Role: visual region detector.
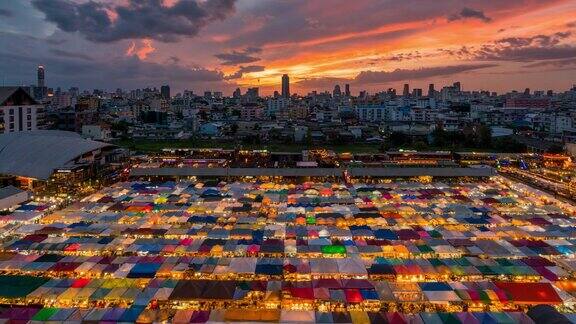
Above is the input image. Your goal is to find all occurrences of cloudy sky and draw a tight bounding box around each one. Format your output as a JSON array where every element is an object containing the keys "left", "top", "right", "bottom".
[{"left": 1, "top": 0, "right": 575, "bottom": 95}]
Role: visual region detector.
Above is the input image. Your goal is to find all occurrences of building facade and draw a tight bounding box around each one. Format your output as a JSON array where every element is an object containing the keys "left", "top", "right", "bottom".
[{"left": 0, "top": 87, "right": 45, "bottom": 134}]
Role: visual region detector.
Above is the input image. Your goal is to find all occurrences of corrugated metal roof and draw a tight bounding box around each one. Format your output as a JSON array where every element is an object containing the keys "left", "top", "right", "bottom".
[
  {"left": 0, "top": 185, "right": 25, "bottom": 200},
  {"left": 0, "top": 131, "right": 114, "bottom": 180},
  {"left": 129, "top": 166, "right": 496, "bottom": 178}
]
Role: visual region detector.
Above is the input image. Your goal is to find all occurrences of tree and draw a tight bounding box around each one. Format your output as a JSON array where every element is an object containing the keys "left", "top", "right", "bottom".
[
  {"left": 546, "top": 144, "right": 565, "bottom": 154},
  {"left": 477, "top": 125, "right": 492, "bottom": 148},
  {"left": 388, "top": 132, "right": 408, "bottom": 147},
  {"left": 492, "top": 137, "right": 527, "bottom": 153},
  {"left": 413, "top": 141, "right": 429, "bottom": 151},
  {"left": 430, "top": 127, "right": 446, "bottom": 147}
]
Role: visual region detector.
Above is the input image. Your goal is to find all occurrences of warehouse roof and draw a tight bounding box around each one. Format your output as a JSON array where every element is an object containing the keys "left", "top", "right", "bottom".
[
  {"left": 0, "top": 186, "right": 25, "bottom": 200},
  {"left": 0, "top": 131, "right": 114, "bottom": 180},
  {"left": 129, "top": 166, "right": 495, "bottom": 178}
]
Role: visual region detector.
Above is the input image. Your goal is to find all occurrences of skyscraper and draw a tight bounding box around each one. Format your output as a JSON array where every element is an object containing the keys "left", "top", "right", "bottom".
[
  {"left": 453, "top": 82, "right": 461, "bottom": 92},
  {"left": 160, "top": 85, "right": 170, "bottom": 99},
  {"left": 281, "top": 74, "right": 290, "bottom": 99},
  {"left": 428, "top": 84, "right": 435, "bottom": 97},
  {"left": 37, "top": 65, "right": 45, "bottom": 88},
  {"left": 345, "top": 84, "right": 350, "bottom": 97},
  {"left": 403, "top": 84, "right": 410, "bottom": 97},
  {"left": 333, "top": 85, "right": 341, "bottom": 97}
]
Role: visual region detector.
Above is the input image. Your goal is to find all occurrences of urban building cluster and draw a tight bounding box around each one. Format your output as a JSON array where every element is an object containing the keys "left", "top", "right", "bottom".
[
  {"left": 2, "top": 66, "right": 575, "bottom": 157},
  {"left": 1, "top": 65, "right": 576, "bottom": 322}
]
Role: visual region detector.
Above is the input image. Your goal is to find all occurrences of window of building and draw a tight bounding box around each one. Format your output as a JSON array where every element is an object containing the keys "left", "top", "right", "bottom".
[
  {"left": 27, "top": 108, "right": 31, "bottom": 114},
  {"left": 9, "top": 109, "right": 14, "bottom": 115},
  {"left": 27, "top": 115, "right": 31, "bottom": 120}
]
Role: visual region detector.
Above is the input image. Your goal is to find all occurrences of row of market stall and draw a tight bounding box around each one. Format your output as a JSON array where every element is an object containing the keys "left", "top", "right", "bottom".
[
  {"left": 0, "top": 178, "right": 575, "bottom": 319},
  {"left": 0, "top": 274, "right": 567, "bottom": 309},
  {"left": 0, "top": 254, "right": 571, "bottom": 283},
  {"left": 0, "top": 307, "right": 550, "bottom": 323}
]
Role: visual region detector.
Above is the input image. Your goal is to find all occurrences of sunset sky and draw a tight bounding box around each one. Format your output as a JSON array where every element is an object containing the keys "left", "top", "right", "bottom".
[{"left": 1, "top": 0, "right": 575, "bottom": 95}]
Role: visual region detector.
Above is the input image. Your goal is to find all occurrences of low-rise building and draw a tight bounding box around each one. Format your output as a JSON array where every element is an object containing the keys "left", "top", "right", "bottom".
[{"left": 82, "top": 124, "right": 112, "bottom": 141}]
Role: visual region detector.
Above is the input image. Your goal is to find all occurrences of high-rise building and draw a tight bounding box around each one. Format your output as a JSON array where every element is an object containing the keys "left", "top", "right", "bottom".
[
  {"left": 345, "top": 84, "right": 350, "bottom": 97},
  {"left": 333, "top": 85, "right": 341, "bottom": 97},
  {"left": 413, "top": 89, "right": 422, "bottom": 98},
  {"left": 403, "top": 84, "right": 410, "bottom": 97},
  {"left": 37, "top": 65, "right": 45, "bottom": 88},
  {"left": 246, "top": 87, "right": 259, "bottom": 102},
  {"left": 160, "top": 85, "right": 170, "bottom": 99},
  {"left": 233, "top": 88, "right": 241, "bottom": 98},
  {"left": 281, "top": 74, "right": 290, "bottom": 99},
  {"left": 428, "top": 84, "right": 435, "bottom": 97},
  {"left": 33, "top": 65, "right": 47, "bottom": 101},
  {"left": 453, "top": 82, "right": 461, "bottom": 92}
]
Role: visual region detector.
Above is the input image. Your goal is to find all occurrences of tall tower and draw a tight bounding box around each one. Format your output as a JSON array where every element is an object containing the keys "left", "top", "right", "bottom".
[
  {"left": 160, "top": 85, "right": 170, "bottom": 99},
  {"left": 345, "top": 84, "right": 350, "bottom": 97},
  {"left": 333, "top": 85, "right": 341, "bottom": 97},
  {"left": 281, "top": 74, "right": 290, "bottom": 99},
  {"left": 403, "top": 83, "right": 410, "bottom": 97},
  {"left": 453, "top": 81, "right": 461, "bottom": 92},
  {"left": 37, "top": 65, "right": 45, "bottom": 88},
  {"left": 428, "top": 84, "right": 435, "bottom": 97}
]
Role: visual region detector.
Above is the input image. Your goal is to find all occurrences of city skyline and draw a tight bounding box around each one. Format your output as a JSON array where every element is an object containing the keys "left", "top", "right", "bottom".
[{"left": 0, "top": 0, "right": 575, "bottom": 94}]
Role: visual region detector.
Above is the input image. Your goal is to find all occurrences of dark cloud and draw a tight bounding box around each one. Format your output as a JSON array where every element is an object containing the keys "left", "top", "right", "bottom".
[
  {"left": 567, "top": 21, "right": 576, "bottom": 28},
  {"left": 448, "top": 7, "right": 492, "bottom": 23},
  {"left": 473, "top": 31, "right": 576, "bottom": 62},
  {"left": 49, "top": 48, "right": 93, "bottom": 61},
  {"left": 523, "top": 58, "right": 576, "bottom": 68},
  {"left": 0, "top": 49, "right": 227, "bottom": 92},
  {"left": 215, "top": 47, "right": 262, "bottom": 65},
  {"left": 497, "top": 32, "right": 572, "bottom": 47},
  {"left": 383, "top": 51, "right": 435, "bottom": 62},
  {"left": 438, "top": 46, "right": 473, "bottom": 59},
  {"left": 476, "top": 46, "right": 576, "bottom": 62},
  {"left": 225, "top": 65, "right": 265, "bottom": 80},
  {"left": 297, "top": 64, "right": 496, "bottom": 89},
  {"left": 223, "top": 0, "right": 544, "bottom": 48},
  {"left": 0, "top": 8, "right": 13, "bottom": 17},
  {"left": 31, "top": 0, "right": 237, "bottom": 42},
  {"left": 45, "top": 38, "right": 67, "bottom": 45},
  {"left": 354, "top": 64, "right": 496, "bottom": 84}
]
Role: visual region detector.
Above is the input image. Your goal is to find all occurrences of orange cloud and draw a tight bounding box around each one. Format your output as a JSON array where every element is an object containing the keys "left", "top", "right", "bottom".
[
  {"left": 237, "top": 0, "right": 576, "bottom": 93},
  {"left": 125, "top": 39, "right": 156, "bottom": 60}
]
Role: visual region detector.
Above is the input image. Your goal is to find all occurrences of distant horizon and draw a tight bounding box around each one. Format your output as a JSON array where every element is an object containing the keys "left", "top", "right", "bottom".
[{"left": 5, "top": 73, "right": 576, "bottom": 98}]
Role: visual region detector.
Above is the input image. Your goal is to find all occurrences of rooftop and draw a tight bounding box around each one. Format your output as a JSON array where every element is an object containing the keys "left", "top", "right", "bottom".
[{"left": 0, "top": 131, "right": 114, "bottom": 180}]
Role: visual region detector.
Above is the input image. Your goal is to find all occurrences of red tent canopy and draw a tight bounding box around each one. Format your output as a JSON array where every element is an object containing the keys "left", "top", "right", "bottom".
[{"left": 495, "top": 282, "right": 562, "bottom": 304}]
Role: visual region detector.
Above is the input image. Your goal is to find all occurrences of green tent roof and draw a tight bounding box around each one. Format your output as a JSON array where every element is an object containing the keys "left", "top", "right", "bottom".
[
  {"left": 0, "top": 275, "right": 49, "bottom": 298},
  {"left": 32, "top": 308, "right": 59, "bottom": 321},
  {"left": 321, "top": 245, "right": 346, "bottom": 254}
]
